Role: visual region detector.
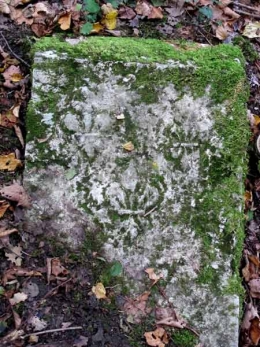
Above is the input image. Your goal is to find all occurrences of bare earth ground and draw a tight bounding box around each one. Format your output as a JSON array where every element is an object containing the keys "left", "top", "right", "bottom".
[{"left": 1, "top": 1, "right": 260, "bottom": 347}]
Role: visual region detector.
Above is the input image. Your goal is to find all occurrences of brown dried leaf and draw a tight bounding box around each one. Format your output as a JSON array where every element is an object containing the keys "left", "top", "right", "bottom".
[
  {"left": 0, "top": 183, "right": 31, "bottom": 207},
  {"left": 145, "top": 268, "right": 163, "bottom": 285},
  {"left": 241, "top": 302, "right": 259, "bottom": 330},
  {"left": 12, "top": 310, "right": 21, "bottom": 329},
  {"left": 2, "top": 65, "right": 23, "bottom": 88},
  {"left": 144, "top": 327, "right": 169, "bottom": 347},
  {"left": 155, "top": 306, "right": 187, "bottom": 330},
  {"left": 0, "top": 110, "right": 19, "bottom": 128},
  {"left": 2, "top": 267, "right": 42, "bottom": 286},
  {"left": 148, "top": 6, "right": 163, "bottom": 19},
  {"left": 215, "top": 26, "right": 228, "bottom": 40},
  {"left": 118, "top": 5, "right": 136, "bottom": 19},
  {"left": 123, "top": 291, "right": 151, "bottom": 323},
  {"left": 250, "top": 317, "right": 260, "bottom": 345},
  {"left": 14, "top": 124, "right": 25, "bottom": 147},
  {"left": 51, "top": 258, "right": 69, "bottom": 277},
  {"left": 0, "top": 153, "right": 22, "bottom": 171},
  {"left": 135, "top": 0, "right": 151, "bottom": 16},
  {"left": 0, "top": 0, "right": 10, "bottom": 14},
  {"left": 242, "top": 256, "right": 251, "bottom": 282},
  {"left": 223, "top": 6, "right": 240, "bottom": 19},
  {"left": 218, "top": 0, "right": 232, "bottom": 8},
  {"left": 249, "top": 279, "right": 260, "bottom": 298},
  {"left": 5, "top": 245, "right": 22, "bottom": 266},
  {"left": 58, "top": 12, "right": 71, "bottom": 30},
  {"left": 0, "top": 200, "right": 10, "bottom": 218}
]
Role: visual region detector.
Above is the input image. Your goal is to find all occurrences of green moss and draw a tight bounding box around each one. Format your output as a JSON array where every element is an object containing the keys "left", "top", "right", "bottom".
[
  {"left": 172, "top": 330, "right": 199, "bottom": 347},
  {"left": 233, "top": 36, "right": 258, "bottom": 62},
  {"left": 29, "top": 36, "right": 249, "bottom": 300}
]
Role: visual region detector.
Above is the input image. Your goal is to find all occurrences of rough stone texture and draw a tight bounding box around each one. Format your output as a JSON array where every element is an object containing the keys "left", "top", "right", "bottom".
[{"left": 25, "top": 37, "right": 249, "bottom": 347}]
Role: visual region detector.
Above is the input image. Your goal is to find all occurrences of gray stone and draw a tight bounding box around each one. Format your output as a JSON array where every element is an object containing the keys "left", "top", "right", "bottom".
[{"left": 25, "top": 37, "right": 249, "bottom": 347}]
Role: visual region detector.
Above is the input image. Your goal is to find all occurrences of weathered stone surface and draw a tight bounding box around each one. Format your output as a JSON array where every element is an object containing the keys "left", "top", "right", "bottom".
[{"left": 25, "top": 37, "right": 249, "bottom": 347}]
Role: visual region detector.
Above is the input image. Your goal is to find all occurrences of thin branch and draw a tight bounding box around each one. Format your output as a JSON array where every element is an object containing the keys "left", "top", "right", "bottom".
[
  {"left": 235, "top": 9, "right": 260, "bottom": 19},
  {"left": 22, "top": 326, "right": 83, "bottom": 338},
  {"left": 143, "top": 206, "right": 157, "bottom": 217},
  {"left": 0, "top": 32, "right": 30, "bottom": 68},
  {"left": 231, "top": 1, "right": 260, "bottom": 13}
]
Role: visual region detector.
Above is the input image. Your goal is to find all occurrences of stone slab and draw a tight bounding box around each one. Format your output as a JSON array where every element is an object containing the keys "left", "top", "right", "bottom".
[{"left": 25, "top": 37, "right": 249, "bottom": 347}]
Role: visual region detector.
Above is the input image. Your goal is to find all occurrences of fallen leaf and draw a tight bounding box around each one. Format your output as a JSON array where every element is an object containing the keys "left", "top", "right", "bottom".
[
  {"left": 92, "top": 282, "right": 106, "bottom": 299},
  {"left": 0, "top": 153, "right": 22, "bottom": 171},
  {"left": 118, "top": 6, "right": 136, "bottom": 19},
  {"left": 215, "top": 26, "right": 228, "bottom": 40},
  {"left": 0, "top": 200, "right": 10, "bottom": 218},
  {"left": 9, "top": 292, "right": 28, "bottom": 306},
  {"left": 3, "top": 65, "right": 23, "bottom": 87},
  {"left": 145, "top": 268, "right": 163, "bottom": 285},
  {"left": 14, "top": 124, "right": 25, "bottom": 147},
  {"left": 148, "top": 6, "right": 163, "bottom": 19},
  {"left": 144, "top": 327, "right": 169, "bottom": 347},
  {"left": 28, "top": 316, "right": 48, "bottom": 331},
  {"left": 101, "top": 3, "right": 118, "bottom": 30},
  {"left": 5, "top": 245, "right": 22, "bottom": 266},
  {"left": 123, "top": 291, "right": 151, "bottom": 323},
  {"left": 249, "top": 279, "right": 260, "bottom": 298},
  {"left": 12, "top": 309, "right": 21, "bottom": 329},
  {"left": 0, "top": 0, "right": 10, "bottom": 14},
  {"left": 250, "top": 317, "right": 260, "bottom": 345},
  {"left": 222, "top": 6, "right": 240, "bottom": 19},
  {"left": 242, "top": 302, "right": 259, "bottom": 330},
  {"left": 242, "top": 256, "right": 251, "bottom": 282},
  {"left": 165, "top": 2, "right": 185, "bottom": 18},
  {"left": 0, "top": 183, "right": 31, "bottom": 207},
  {"left": 2, "top": 267, "right": 42, "bottom": 286},
  {"left": 243, "top": 22, "right": 260, "bottom": 39},
  {"left": 73, "top": 335, "right": 89, "bottom": 347},
  {"left": 135, "top": 0, "right": 151, "bottom": 16},
  {"left": 28, "top": 335, "right": 39, "bottom": 344},
  {"left": 123, "top": 141, "right": 134, "bottom": 152},
  {"left": 51, "top": 258, "right": 69, "bottom": 277},
  {"left": 155, "top": 307, "right": 186, "bottom": 329},
  {"left": 91, "top": 22, "right": 104, "bottom": 33},
  {"left": 0, "top": 110, "right": 19, "bottom": 128},
  {"left": 58, "top": 12, "right": 71, "bottom": 30}
]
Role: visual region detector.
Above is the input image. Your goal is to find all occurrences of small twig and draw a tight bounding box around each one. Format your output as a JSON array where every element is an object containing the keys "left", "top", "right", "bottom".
[
  {"left": 231, "top": 1, "right": 260, "bottom": 13},
  {"left": 0, "top": 32, "right": 30, "bottom": 67},
  {"left": 143, "top": 206, "right": 157, "bottom": 217},
  {"left": 235, "top": 9, "right": 260, "bottom": 19},
  {"left": 21, "top": 326, "right": 83, "bottom": 339},
  {"left": 41, "top": 278, "right": 72, "bottom": 301},
  {"left": 185, "top": 325, "right": 200, "bottom": 337}
]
